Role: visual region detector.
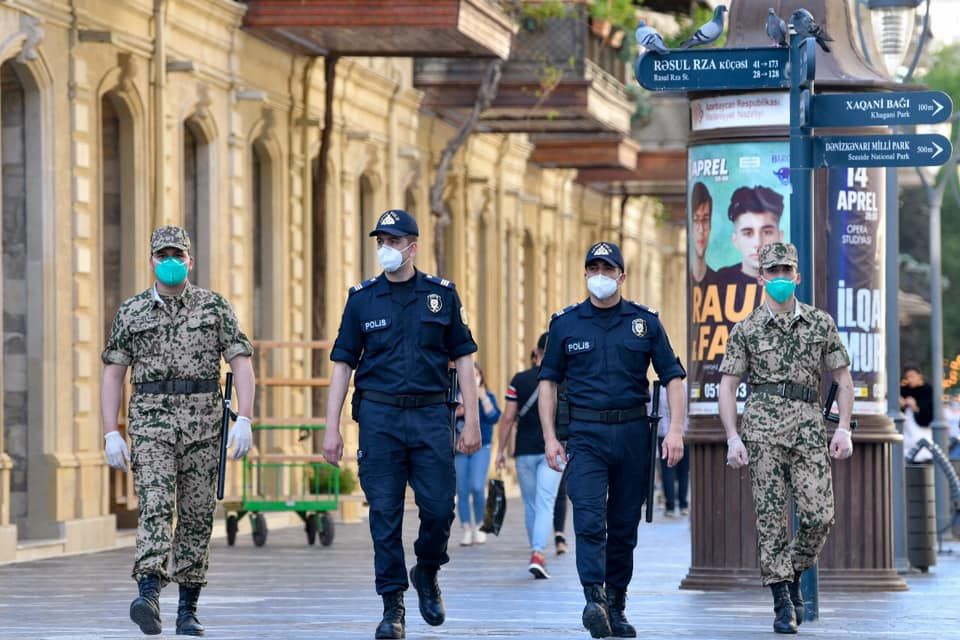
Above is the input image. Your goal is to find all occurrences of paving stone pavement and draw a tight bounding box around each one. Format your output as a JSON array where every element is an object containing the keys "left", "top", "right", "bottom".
[{"left": 0, "top": 498, "right": 958, "bottom": 639}]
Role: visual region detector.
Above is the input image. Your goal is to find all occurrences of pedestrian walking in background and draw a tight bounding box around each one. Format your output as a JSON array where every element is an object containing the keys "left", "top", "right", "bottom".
[
  {"left": 553, "top": 465, "right": 570, "bottom": 555},
  {"left": 539, "top": 241, "right": 687, "bottom": 638},
  {"left": 101, "top": 225, "right": 256, "bottom": 636},
  {"left": 719, "top": 242, "right": 854, "bottom": 634},
  {"left": 495, "top": 332, "right": 564, "bottom": 578},
  {"left": 651, "top": 380, "right": 689, "bottom": 517},
  {"left": 456, "top": 362, "right": 501, "bottom": 546},
  {"left": 323, "top": 209, "right": 480, "bottom": 640}
]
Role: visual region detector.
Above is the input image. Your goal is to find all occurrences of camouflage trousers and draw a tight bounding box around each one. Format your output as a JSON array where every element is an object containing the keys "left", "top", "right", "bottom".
[
  {"left": 746, "top": 440, "right": 835, "bottom": 586},
  {"left": 129, "top": 393, "right": 221, "bottom": 587}
]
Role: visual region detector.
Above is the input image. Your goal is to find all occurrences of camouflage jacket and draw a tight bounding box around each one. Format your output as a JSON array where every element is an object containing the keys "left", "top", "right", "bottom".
[
  {"left": 101, "top": 282, "right": 253, "bottom": 384},
  {"left": 719, "top": 301, "right": 850, "bottom": 448}
]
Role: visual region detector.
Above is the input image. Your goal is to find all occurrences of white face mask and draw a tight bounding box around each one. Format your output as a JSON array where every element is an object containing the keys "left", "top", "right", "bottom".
[
  {"left": 377, "top": 243, "right": 413, "bottom": 273},
  {"left": 587, "top": 274, "right": 618, "bottom": 300}
]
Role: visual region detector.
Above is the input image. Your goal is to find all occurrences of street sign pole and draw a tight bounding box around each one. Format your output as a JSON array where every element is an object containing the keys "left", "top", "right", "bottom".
[{"left": 789, "top": 31, "right": 819, "bottom": 623}]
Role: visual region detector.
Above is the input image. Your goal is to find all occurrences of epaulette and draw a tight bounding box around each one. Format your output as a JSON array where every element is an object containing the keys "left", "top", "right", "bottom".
[
  {"left": 628, "top": 300, "right": 659, "bottom": 316},
  {"left": 424, "top": 274, "right": 455, "bottom": 289},
  {"left": 349, "top": 277, "right": 379, "bottom": 295},
  {"left": 551, "top": 302, "right": 580, "bottom": 320}
]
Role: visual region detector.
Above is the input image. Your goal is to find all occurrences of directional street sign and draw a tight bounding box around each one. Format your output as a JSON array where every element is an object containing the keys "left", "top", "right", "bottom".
[
  {"left": 810, "top": 133, "right": 952, "bottom": 168},
  {"left": 635, "top": 47, "right": 789, "bottom": 92},
  {"left": 810, "top": 90, "right": 953, "bottom": 127}
]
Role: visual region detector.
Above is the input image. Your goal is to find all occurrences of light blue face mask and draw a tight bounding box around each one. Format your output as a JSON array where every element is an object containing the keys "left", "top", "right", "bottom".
[
  {"left": 763, "top": 277, "right": 797, "bottom": 304},
  {"left": 154, "top": 257, "right": 189, "bottom": 287}
]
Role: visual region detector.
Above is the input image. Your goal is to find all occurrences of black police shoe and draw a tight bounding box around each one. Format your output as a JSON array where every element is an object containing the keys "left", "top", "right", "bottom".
[
  {"left": 770, "top": 581, "right": 798, "bottom": 634},
  {"left": 409, "top": 564, "right": 445, "bottom": 626},
  {"left": 582, "top": 585, "right": 612, "bottom": 638},
  {"left": 788, "top": 571, "right": 804, "bottom": 626},
  {"left": 129, "top": 574, "right": 162, "bottom": 635},
  {"left": 605, "top": 587, "right": 636, "bottom": 637},
  {"left": 375, "top": 591, "right": 406, "bottom": 639},
  {"left": 175, "top": 583, "right": 204, "bottom": 636}
]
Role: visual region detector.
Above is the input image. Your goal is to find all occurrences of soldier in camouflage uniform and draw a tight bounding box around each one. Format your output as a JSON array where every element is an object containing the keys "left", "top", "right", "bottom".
[
  {"left": 101, "top": 226, "right": 255, "bottom": 636},
  {"left": 718, "top": 242, "right": 854, "bottom": 635}
]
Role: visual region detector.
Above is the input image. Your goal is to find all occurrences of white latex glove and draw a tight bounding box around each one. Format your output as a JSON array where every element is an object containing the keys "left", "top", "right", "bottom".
[
  {"left": 726, "top": 434, "right": 750, "bottom": 468},
  {"left": 227, "top": 416, "right": 252, "bottom": 459},
  {"left": 104, "top": 431, "right": 130, "bottom": 472},
  {"left": 830, "top": 428, "right": 853, "bottom": 459}
]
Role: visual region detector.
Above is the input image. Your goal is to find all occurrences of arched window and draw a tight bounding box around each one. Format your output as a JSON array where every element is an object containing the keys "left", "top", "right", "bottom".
[{"left": 183, "top": 121, "right": 211, "bottom": 287}]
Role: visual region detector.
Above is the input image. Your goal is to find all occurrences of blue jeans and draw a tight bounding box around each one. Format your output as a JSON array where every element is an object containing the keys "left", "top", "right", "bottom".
[
  {"left": 515, "top": 454, "right": 563, "bottom": 553},
  {"left": 455, "top": 444, "right": 492, "bottom": 526}
]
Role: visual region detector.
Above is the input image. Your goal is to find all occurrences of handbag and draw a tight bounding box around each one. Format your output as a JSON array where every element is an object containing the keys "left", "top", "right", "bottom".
[{"left": 479, "top": 472, "right": 507, "bottom": 535}]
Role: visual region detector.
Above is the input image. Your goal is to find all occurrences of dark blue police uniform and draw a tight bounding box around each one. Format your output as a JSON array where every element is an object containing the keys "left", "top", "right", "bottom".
[
  {"left": 330, "top": 211, "right": 477, "bottom": 598},
  {"left": 539, "top": 244, "right": 685, "bottom": 594}
]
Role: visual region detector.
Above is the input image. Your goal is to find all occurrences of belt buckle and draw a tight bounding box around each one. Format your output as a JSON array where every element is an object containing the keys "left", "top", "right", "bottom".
[{"left": 777, "top": 382, "right": 786, "bottom": 397}]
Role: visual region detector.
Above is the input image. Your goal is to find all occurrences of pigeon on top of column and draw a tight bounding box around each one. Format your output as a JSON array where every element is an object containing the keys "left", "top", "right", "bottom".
[
  {"left": 680, "top": 5, "right": 728, "bottom": 49},
  {"left": 765, "top": 8, "right": 788, "bottom": 47},
  {"left": 790, "top": 8, "right": 833, "bottom": 52},
  {"left": 635, "top": 20, "right": 670, "bottom": 55}
]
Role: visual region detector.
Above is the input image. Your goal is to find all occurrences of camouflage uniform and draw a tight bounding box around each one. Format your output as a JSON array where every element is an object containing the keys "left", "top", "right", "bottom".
[
  {"left": 101, "top": 226, "right": 253, "bottom": 587},
  {"left": 719, "top": 243, "right": 850, "bottom": 586}
]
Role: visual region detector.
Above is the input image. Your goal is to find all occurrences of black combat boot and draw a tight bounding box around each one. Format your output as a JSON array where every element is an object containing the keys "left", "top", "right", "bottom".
[
  {"left": 770, "top": 581, "right": 798, "bottom": 634},
  {"left": 409, "top": 564, "right": 445, "bottom": 626},
  {"left": 788, "top": 570, "right": 804, "bottom": 626},
  {"left": 375, "top": 591, "right": 406, "bottom": 639},
  {"left": 605, "top": 587, "right": 636, "bottom": 637},
  {"left": 175, "top": 583, "right": 204, "bottom": 636},
  {"left": 129, "top": 574, "right": 162, "bottom": 635},
  {"left": 582, "top": 585, "right": 612, "bottom": 638}
]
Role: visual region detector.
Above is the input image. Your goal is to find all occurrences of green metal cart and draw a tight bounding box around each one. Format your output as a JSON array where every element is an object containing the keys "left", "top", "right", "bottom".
[{"left": 221, "top": 339, "right": 340, "bottom": 547}]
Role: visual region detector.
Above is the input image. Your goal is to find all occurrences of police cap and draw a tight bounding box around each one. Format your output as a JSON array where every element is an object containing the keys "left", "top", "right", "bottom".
[
  {"left": 584, "top": 241, "right": 624, "bottom": 271},
  {"left": 369, "top": 209, "right": 419, "bottom": 238}
]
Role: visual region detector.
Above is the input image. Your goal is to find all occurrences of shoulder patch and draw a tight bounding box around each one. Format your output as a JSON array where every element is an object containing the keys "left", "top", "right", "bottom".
[
  {"left": 424, "top": 274, "right": 455, "bottom": 289},
  {"left": 349, "top": 277, "right": 379, "bottom": 295},
  {"left": 628, "top": 300, "right": 659, "bottom": 316},
  {"left": 551, "top": 303, "right": 580, "bottom": 320}
]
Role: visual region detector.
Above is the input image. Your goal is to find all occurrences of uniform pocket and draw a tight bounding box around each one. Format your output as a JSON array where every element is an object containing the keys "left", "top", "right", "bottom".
[
  {"left": 419, "top": 312, "right": 450, "bottom": 350},
  {"left": 621, "top": 338, "right": 651, "bottom": 375},
  {"left": 186, "top": 315, "right": 220, "bottom": 353},
  {"left": 129, "top": 318, "right": 164, "bottom": 356},
  {"left": 360, "top": 316, "right": 392, "bottom": 353}
]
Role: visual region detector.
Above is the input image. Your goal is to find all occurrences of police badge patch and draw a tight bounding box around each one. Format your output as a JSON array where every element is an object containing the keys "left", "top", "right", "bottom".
[
  {"left": 632, "top": 318, "right": 647, "bottom": 337},
  {"left": 460, "top": 305, "right": 469, "bottom": 325},
  {"left": 427, "top": 293, "right": 443, "bottom": 313}
]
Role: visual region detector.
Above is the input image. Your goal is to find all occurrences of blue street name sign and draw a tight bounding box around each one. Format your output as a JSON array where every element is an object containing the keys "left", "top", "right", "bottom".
[
  {"left": 635, "top": 47, "right": 789, "bottom": 92},
  {"left": 810, "top": 90, "right": 953, "bottom": 127},
  {"left": 810, "top": 133, "right": 952, "bottom": 168}
]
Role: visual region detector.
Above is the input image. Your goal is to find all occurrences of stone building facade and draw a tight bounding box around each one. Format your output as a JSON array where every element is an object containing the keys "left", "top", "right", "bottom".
[{"left": 0, "top": 0, "right": 686, "bottom": 562}]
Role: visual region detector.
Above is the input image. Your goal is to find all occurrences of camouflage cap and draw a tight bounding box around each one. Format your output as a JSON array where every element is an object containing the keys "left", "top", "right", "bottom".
[
  {"left": 151, "top": 225, "right": 191, "bottom": 253},
  {"left": 759, "top": 242, "right": 798, "bottom": 270}
]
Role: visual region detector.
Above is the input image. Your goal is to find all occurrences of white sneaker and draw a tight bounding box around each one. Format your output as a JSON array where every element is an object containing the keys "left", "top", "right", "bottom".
[
  {"left": 473, "top": 527, "right": 487, "bottom": 544},
  {"left": 460, "top": 528, "right": 474, "bottom": 546}
]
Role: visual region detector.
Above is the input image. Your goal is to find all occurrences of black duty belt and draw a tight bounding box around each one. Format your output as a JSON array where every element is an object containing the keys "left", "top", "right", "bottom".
[
  {"left": 135, "top": 379, "right": 219, "bottom": 395},
  {"left": 751, "top": 382, "right": 819, "bottom": 404},
  {"left": 360, "top": 390, "right": 447, "bottom": 409},
  {"left": 570, "top": 406, "right": 647, "bottom": 424}
]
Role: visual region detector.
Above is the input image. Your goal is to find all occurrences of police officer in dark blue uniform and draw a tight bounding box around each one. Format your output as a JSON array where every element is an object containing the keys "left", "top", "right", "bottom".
[
  {"left": 323, "top": 209, "right": 481, "bottom": 639},
  {"left": 538, "top": 241, "right": 687, "bottom": 639}
]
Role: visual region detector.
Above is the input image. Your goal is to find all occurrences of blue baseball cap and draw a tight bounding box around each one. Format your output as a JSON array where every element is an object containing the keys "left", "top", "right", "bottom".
[
  {"left": 369, "top": 209, "right": 419, "bottom": 237},
  {"left": 585, "top": 241, "right": 624, "bottom": 271}
]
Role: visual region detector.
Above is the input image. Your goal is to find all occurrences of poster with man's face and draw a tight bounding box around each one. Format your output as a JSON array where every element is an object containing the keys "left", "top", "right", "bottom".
[{"left": 687, "top": 141, "right": 792, "bottom": 415}]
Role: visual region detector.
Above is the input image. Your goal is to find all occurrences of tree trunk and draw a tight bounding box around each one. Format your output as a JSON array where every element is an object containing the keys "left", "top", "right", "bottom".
[{"left": 429, "top": 59, "right": 503, "bottom": 277}]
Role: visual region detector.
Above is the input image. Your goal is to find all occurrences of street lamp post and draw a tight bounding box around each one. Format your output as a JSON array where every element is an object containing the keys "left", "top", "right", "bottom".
[{"left": 854, "top": 0, "right": 945, "bottom": 560}]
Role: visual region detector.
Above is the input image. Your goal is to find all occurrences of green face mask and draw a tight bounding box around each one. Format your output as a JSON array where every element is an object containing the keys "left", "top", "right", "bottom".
[
  {"left": 763, "top": 277, "right": 797, "bottom": 304},
  {"left": 154, "top": 257, "right": 189, "bottom": 287}
]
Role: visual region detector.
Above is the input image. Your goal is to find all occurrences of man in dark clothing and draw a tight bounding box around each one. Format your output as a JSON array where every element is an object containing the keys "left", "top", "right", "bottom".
[
  {"left": 900, "top": 366, "right": 934, "bottom": 427},
  {"left": 496, "top": 333, "right": 564, "bottom": 579}
]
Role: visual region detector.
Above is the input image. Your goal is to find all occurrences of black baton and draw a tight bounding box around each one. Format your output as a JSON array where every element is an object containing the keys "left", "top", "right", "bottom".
[
  {"left": 646, "top": 381, "right": 662, "bottom": 523},
  {"left": 448, "top": 367, "right": 460, "bottom": 448},
  {"left": 822, "top": 381, "right": 857, "bottom": 430},
  {"left": 217, "top": 372, "right": 234, "bottom": 500}
]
